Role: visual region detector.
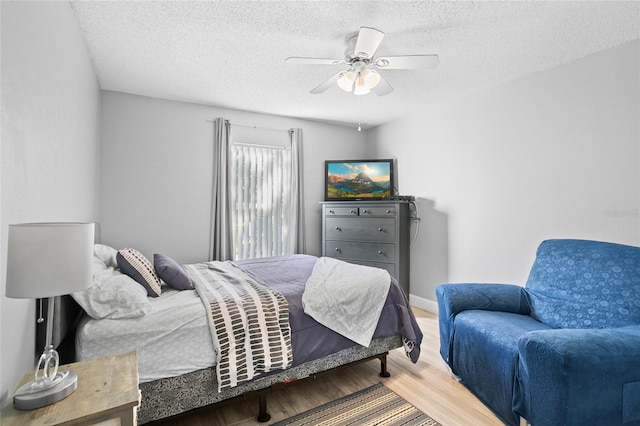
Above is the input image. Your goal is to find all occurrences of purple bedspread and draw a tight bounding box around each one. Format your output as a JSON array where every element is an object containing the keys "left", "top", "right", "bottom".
[{"left": 233, "top": 254, "right": 423, "bottom": 364}]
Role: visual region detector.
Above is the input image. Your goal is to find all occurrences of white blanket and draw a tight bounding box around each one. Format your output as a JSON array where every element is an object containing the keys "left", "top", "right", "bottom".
[{"left": 301, "top": 257, "right": 391, "bottom": 347}]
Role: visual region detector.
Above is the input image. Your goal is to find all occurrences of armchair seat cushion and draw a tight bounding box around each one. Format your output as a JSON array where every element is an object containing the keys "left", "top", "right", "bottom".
[{"left": 451, "top": 311, "right": 551, "bottom": 425}]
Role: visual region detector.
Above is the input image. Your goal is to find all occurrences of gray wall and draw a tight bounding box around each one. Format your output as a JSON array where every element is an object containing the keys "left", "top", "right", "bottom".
[
  {"left": 370, "top": 40, "right": 640, "bottom": 311},
  {"left": 1, "top": 1, "right": 100, "bottom": 404},
  {"left": 99, "top": 91, "right": 369, "bottom": 263}
]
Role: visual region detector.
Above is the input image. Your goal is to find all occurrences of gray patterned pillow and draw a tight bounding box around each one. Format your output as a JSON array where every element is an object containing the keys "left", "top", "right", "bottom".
[{"left": 117, "top": 248, "right": 162, "bottom": 297}]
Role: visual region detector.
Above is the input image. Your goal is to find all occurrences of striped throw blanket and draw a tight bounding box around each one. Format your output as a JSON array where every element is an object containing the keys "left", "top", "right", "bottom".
[{"left": 185, "top": 261, "right": 292, "bottom": 392}]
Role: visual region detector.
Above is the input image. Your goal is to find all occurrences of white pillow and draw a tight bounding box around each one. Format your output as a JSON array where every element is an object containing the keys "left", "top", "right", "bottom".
[
  {"left": 72, "top": 267, "right": 151, "bottom": 319},
  {"left": 94, "top": 244, "right": 118, "bottom": 268},
  {"left": 92, "top": 256, "right": 107, "bottom": 276}
]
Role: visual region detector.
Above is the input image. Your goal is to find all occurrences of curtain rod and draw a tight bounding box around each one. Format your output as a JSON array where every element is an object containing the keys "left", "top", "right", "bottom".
[
  {"left": 233, "top": 142, "right": 289, "bottom": 150},
  {"left": 206, "top": 119, "right": 292, "bottom": 133}
]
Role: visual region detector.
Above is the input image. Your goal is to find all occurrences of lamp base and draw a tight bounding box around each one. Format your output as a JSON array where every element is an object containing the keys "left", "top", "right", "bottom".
[{"left": 13, "top": 370, "right": 78, "bottom": 410}]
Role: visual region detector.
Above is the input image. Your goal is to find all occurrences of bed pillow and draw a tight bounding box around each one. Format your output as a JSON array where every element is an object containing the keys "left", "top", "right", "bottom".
[
  {"left": 92, "top": 255, "right": 108, "bottom": 276},
  {"left": 117, "top": 248, "right": 162, "bottom": 297},
  {"left": 154, "top": 254, "right": 194, "bottom": 290},
  {"left": 72, "top": 268, "right": 151, "bottom": 319},
  {"left": 94, "top": 244, "right": 118, "bottom": 268}
]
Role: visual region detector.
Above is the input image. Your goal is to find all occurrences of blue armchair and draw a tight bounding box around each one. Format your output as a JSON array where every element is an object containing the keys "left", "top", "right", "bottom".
[{"left": 436, "top": 239, "right": 640, "bottom": 426}]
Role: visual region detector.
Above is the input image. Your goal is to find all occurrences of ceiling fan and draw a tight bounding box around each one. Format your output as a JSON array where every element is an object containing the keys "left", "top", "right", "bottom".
[{"left": 286, "top": 26, "right": 439, "bottom": 96}]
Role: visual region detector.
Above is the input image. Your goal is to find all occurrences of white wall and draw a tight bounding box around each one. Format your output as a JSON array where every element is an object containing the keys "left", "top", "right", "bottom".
[
  {"left": 99, "top": 91, "right": 368, "bottom": 263},
  {"left": 0, "top": 2, "right": 100, "bottom": 404},
  {"left": 370, "top": 39, "right": 640, "bottom": 311}
]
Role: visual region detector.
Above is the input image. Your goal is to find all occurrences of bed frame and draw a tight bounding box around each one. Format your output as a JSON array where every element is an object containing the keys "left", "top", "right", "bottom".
[{"left": 43, "top": 295, "right": 402, "bottom": 424}]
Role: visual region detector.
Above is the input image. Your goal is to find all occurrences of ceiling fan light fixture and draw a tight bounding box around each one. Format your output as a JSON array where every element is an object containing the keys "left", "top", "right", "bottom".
[
  {"left": 287, "top": 26, "right": 438, "bottom": 96},
  {"left": 337, "top": 71, "right": 356, "bottom": 92},
  {"left": 360, "top": 68, "right": 380, "bottom": 89},
  {"left": 353, "top": 74, "right": 370, "bottom": 95}
]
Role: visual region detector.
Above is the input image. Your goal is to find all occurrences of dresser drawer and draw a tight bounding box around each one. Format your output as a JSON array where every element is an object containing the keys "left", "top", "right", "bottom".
[
  {"left": 323, "top": 205, "right": 396, "bottom": 217},
  {"left": 324, "top": 206, "right": 359, "bottom": 216},
  {"left": 358, "top": 205, "right": 396, "bottom": 217},
  {"left": 325, "top": 217, "right": 396, "bottom": 243},
  {"left": 325, "top": 240, "right": 396, "bottom": 262}
]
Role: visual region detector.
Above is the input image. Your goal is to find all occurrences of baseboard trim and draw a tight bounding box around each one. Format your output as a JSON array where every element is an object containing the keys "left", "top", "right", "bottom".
[{"left": 409, "top": 294, "right": 438, "bottom": 314}]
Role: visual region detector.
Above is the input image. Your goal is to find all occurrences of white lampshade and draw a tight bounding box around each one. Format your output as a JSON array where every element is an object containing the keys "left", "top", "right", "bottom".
[
  {"left": 353, "top": 73, "right": 371, "bottom": 95},
  {"left": 337, "top": 70, "right": 356, "bottom": 92},
  {"left": 360, "top": 68, "right": 381, "bottom": 89},
  {"left": 6, "top": 222, "right": 94, "bottom": 298}
]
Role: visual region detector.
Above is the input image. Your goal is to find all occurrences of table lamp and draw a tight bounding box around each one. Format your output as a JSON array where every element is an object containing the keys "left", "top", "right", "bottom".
[{"left": 5, "top": 222, "right": 94, "bottom": 410}]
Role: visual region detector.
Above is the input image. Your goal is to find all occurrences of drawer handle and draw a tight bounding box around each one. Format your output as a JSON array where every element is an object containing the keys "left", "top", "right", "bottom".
[
  {"left": 386, "top": 209, "right": 391, "bottom": 213},
  {"left": 378, "top": 227, "right": 383, "bottom": 232},
  {"left": 335, "top": 248, "right": 341, "bottom": 252},
  {"left": 377, "top": 250, "right": 384, "bottom": 255},
  {"left": 329, "top": 210, "right": 335, "bottom": 214},
  {"left": 349, "top": 209, "right": 356, "bottom": 214},
  {"left": 335, "top": 227, "right": 342, "bottom": 231},
  {"left": 362, "top": 209, "right": 368, "bottom": 214}
]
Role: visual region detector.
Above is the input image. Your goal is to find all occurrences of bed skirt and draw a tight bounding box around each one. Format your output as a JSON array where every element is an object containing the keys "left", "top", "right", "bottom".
[{"left": 138, "top": 335, "right": 402, "bottom": 424}]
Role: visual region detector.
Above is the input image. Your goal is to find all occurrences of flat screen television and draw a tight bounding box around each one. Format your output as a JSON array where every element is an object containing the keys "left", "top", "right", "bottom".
[{"left": 325, "top": 159, "right": 395, "bottom": 201}]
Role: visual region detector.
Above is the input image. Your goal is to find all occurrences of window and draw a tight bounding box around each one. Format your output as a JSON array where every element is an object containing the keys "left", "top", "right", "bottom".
[
  {"left": 210, "top": 119, "right": 303, "bottom": 262},
  {"left": 230, "top": 141, "right": 294, "bottom": 260}
]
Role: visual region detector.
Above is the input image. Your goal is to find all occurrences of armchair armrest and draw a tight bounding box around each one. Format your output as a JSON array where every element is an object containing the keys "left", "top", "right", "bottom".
[
  {"left": 435, "top": 283, "right": 529, "bottom": 364},
  {"left": 517, "top": 325, "right": 640, "bottom": 426}
]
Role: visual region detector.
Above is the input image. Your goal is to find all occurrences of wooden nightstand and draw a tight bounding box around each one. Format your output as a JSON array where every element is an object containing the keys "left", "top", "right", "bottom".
[{"left": 1, "top": 351, "right": 140, "bottom": 426}]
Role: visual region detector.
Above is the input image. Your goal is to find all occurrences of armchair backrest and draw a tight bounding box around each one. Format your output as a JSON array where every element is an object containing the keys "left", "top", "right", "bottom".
[{"left": 525, "top": 239, "right": 640, "bottom": 329}]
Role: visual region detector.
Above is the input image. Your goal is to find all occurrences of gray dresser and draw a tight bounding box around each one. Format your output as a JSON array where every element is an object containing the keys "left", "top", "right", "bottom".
[{"left": 321, "top": 201, "right": 410, "bottom": 296}]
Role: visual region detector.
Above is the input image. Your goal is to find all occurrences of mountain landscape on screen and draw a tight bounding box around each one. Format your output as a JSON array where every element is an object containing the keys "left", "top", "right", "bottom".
[{"left": 327, "top": 164, "right": 391, "bottom": 199}]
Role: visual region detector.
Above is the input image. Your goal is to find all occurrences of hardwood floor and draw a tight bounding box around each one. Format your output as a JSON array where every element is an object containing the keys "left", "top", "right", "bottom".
[{"left": 148, "top": 308, "right": 502, "bottom": 426}]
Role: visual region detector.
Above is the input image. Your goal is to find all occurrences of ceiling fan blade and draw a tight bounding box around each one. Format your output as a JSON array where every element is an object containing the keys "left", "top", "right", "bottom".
[
  {"left": 371, "top": 74, "right": 393, "bottom": 96},
  {"left": 309, "top": 72, "right": 342, "bottom": 94},
  {"left": 354, "top": 27, "right": 385, "bottom": 59},
  {"left": 285, "top": 57, "right": 345, "bottom": 65},
  {"left": 374, "top": 54, "right": 440, "bottom": 70}
]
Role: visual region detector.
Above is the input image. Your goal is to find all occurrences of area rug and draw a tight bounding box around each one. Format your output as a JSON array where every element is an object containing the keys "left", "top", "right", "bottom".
[{"left": 273, "top": 382, "right": 441, "bottom": 426}]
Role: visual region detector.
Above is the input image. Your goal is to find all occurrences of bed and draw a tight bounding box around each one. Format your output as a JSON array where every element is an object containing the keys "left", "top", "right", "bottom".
[{"left": 46, "top": 245, "right": 423, "bottom": 424}]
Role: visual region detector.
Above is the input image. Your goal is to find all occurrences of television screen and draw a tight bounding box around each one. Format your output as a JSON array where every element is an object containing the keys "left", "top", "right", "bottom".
[{"left": 325, "top": 159, "right": 395, "bottom": 201}]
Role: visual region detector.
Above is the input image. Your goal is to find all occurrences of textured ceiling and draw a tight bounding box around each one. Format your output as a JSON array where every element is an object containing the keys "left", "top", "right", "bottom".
[{"left": 70, "top": 1, "right": 639, "bottom": 129}]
